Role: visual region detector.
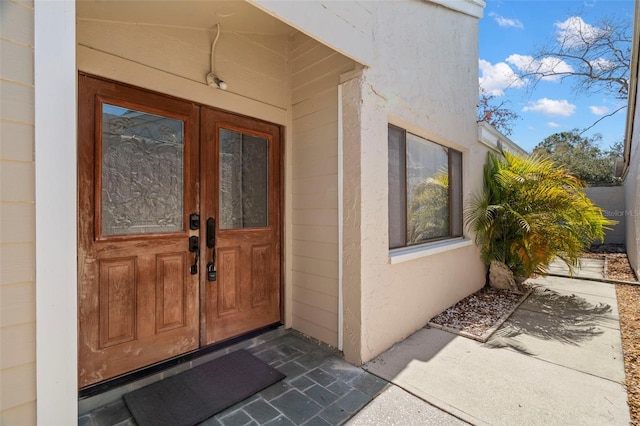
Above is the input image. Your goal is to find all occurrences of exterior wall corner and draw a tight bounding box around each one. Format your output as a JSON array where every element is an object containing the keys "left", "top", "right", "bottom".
[{"left": 340, "top": 75, "right": 365, "bottom": 365}]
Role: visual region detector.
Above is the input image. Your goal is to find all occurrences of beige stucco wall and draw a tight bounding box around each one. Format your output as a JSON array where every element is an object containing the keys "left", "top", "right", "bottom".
[
  {"left": 584, "top": 186, "right": 626, "bottom": 245},
  {"left": 341, "top": 1, "right": 486, "bottom": 364},
  {"left": 0, "top": 0, "right": 37, "bottom": 424},
  {"left": 625, "top": 85, "right": 640, "bottom": 275}
]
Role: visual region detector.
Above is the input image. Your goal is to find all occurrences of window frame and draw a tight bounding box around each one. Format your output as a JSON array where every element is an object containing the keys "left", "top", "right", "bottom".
[{"left": 388, "top": 124, "right": 463, "bottom": 250}]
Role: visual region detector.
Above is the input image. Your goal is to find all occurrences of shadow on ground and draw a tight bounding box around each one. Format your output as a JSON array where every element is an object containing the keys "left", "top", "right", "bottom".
[{"left": 487, "top": 287, "right": 612, "bottom": 354}]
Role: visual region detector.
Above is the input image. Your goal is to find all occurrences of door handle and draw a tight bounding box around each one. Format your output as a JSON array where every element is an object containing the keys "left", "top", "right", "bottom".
[
  {"left": 206, "top": 218, "right": 215, "bottom": 248},
  {"left": 206, "top": 218, "right": 217, "bottom": 281},
  {"left": 189, "top": 236, "right": 199, "bottom": 275}
]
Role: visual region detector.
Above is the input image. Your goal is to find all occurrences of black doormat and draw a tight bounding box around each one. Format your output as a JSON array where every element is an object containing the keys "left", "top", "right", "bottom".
[{"left": 123, "top": 349, "right": 285, "bottom": 426}]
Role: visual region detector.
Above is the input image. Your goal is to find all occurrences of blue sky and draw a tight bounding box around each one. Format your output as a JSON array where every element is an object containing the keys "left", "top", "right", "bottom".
[{"left": 479, "top": 0, "right": 634, "bottom": 152}]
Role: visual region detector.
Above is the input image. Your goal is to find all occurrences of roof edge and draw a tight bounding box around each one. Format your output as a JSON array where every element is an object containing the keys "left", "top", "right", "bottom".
[{"left": 428, "top": 0, "right": 486, "bottom": 19}]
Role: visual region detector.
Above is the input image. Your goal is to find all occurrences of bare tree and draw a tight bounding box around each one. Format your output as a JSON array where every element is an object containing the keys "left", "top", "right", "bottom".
[
  {"left": 477, "top": 88, "right": 521, "bottom": 136},
  {"left": 517, "top": 14, "right": 631, "bottom": 99}
]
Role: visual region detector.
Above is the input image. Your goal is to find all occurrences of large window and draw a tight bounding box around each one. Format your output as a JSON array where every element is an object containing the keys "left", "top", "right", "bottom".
[{"left": 388, "top": 124, "right": 463, "bottom": 249}]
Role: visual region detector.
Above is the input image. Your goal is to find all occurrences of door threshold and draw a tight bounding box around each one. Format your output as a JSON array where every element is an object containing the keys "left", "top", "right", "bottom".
[{"left": 78, "top": 324, "right": 284, "bottom": 415}]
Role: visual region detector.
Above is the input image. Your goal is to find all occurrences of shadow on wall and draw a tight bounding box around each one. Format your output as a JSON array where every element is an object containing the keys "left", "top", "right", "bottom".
[{"left": 486, "top": 287, "right": 612, "bottom": 355}]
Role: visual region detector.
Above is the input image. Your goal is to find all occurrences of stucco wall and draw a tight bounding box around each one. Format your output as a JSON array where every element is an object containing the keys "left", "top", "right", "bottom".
[
  {"left": 584, "top": 186, "right": 626, "bottom": 245},
  {"left": 341, "top": 1, "right": 486, "bottom": 364},
  {"left": 0, "top": 0, "right": 37, "bottom": 424},
  {"left": 625, "top": 90, "right": 640, "bottom": 275}
]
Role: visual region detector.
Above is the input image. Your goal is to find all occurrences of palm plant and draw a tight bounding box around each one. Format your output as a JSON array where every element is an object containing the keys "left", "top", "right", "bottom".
[{"left": 465, "top": 150, "right": 613, "bottom": 285}]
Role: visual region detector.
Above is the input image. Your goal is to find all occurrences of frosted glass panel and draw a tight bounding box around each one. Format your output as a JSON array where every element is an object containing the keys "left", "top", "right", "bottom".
[
  {"left": 101, "top": 104, "right": 184, "bottom": 236},
  {"left": 219, "top": 129, "right": 268, "bottom": 229}
]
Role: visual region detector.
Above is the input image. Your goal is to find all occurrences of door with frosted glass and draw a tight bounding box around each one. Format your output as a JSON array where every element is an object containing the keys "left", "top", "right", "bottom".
[
  {"left": 200, "top": 107, "right": 281, "bottom": 344},
  {"left": 78, "top": 76, "right": 282, "bottom": 388},
  {"left": 78, "top": 75, "right": 200, "bottom": 387}
]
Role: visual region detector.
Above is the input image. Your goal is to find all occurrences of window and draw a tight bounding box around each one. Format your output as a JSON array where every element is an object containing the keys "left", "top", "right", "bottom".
[{"left": 388, "top": 124, "right": 463, "bottom": 249}]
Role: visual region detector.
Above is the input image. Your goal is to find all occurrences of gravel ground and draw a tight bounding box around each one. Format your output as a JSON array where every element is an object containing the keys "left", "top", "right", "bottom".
[
  {"left": 430, "top": 251, "right": 639, "bottom": 425},
  {"left": 602, "top": 253, "right": 640, "bottom": 426},
  {"left": 429, "top": 286, "right": 526, "bottom": 338}
]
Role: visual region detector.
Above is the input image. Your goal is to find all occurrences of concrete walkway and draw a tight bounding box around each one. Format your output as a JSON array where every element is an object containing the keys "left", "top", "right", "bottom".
[
  {"left": 81, "top": 258, "right": 630, "bottom": 425},
  {"left": 356, "top": 270, "right": 630, "bottom": 425}
]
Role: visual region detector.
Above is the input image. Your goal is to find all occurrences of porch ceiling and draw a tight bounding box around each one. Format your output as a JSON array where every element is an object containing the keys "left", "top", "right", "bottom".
[{"left": 76, "top": 0, "right": 296, "bottom": 35}]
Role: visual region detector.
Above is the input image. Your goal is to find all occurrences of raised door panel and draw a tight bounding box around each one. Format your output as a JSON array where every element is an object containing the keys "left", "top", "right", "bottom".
[
  {"left": 155, "top": 253, "right": 188, "bottom": 332},
  {"left": 78, "top": 74, "right": 200, "bottom": 388},
  {"left": 98, "top": 257, "right": 136, "bottom": 348},
  {"left": 201, "top": 107, "right": 282, "bottom": 345},
  {"left": 217, "top": 246, "right": 241, "bottom": 315}
]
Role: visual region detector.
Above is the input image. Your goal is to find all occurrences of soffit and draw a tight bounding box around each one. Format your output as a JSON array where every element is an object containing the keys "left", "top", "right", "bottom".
[{"left": 76, "top": 0, "right": 296, "bottom": 35}]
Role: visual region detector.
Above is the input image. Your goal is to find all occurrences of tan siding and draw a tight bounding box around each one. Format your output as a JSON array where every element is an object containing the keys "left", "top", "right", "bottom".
[
  {"left": 0, "top": 2, "right": 36, "bottom": 422},
  {"left": 292, "top": 255, "right": 338, "bottom": 281},
  {"left": 0, "top": 82, "right": 35, "bottom": 124},
  {"left": 1, "top": 204, "right": 35, "bottom": 243},
  {"left": 0, "top": 363, "right": 36, "bottom": 413},
  {"left": 292, "top": 271, "right": 339, "bottom": 296},
  {"left": 0, "top": 401, "right": 36, "bottom": 426},
  {"left": 0, "top": 122, "right": 34, "bottom": 161},
  {"left": 0, "top": 1, "right": 34, "bottom": 45},
  {"left": 77, "top": 19, "right": 288, "bottom": 110},
  {"left": 0, "top": 322, "right": 36, "bottom": 369},
  {"left": 292, "top": 53, "right": 353, "bottom": 89},
  {"left": 292, "top": 192, "right": 338, "bottom": 210},
  {"left": 0, "top": 243, "right": 35, "bottom": 285},
  {"left": 292, "top": 208, "right": 338, "bottom": 227},
  {"left": 292, "top": 128, "right": 339, "bottom": 152},
  {"left": 0, "top": 40, "right": 34, "bottom": 85},
  {"left": 292, "top": 225, "right": 338, "bottom": 244},
  {"left": 292, "top": 68, "right": 352, "bottom": 105},
  {"left": 290, "top": 32, "right": 355, "bottom": 346},
  {"left": 1, "top": 162, "right": 35, "bottom": 201},
  {"left": 1, "top": 283, "right": 36, "bottom": 328}
]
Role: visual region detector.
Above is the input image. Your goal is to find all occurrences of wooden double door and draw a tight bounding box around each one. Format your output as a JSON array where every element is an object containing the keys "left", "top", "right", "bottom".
[{"left": 78, "top": 75, "right": 282, "bottom": 388}]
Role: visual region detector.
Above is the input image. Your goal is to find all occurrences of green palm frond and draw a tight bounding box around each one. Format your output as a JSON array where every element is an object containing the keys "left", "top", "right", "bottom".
[{"left": 464, "top": 150, "right": 615, "bottom": 278}]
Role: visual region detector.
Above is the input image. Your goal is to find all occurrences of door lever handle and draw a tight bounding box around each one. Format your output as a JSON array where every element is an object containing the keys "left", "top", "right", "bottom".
[
  {"left": 206, "top": 218, "right": 216, "bottom": 281},
  {"left": 189, "top": 236, "right": 199, "bottom": 275},
  {"left": 206, "top": 218, "right": 215, "bottom": 248}
]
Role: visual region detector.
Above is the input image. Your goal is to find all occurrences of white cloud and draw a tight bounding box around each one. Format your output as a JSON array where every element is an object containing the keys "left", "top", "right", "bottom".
[
  {"left": 555, "top": 16, "right": 607, "bottom": 48},
  {"left": 546, "top": 122, "right": 561, "bottom": 128},
  {"left": 506, "top": 54, "right": 573, "bottom": 81},
  {"left": 590, "top": 105, "right": 610, "bottom": 115},
  {"left": 523, "top": 98, "right": 576, "bottom": 117},
  {"left": 479, "top": 59, "right": 526, "bottom": 96},
  {"left": 590, "top": 58, "right": 615, "bottom": 71},
  {"left": 489, "top": 12, "right": 524, "bottom": 29}
]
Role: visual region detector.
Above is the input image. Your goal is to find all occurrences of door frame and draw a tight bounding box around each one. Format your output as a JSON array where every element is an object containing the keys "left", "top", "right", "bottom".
[
  {"left": 35, "top": 1, "right": 78, "bottom": 423},
  {"left": 76, "top": 73, "right": 285, "bottom": 389}
]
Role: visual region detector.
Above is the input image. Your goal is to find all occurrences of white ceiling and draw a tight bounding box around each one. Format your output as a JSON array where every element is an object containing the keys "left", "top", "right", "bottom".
[{"left": 76, "top": 0, "right": 296, "bottom": 35}]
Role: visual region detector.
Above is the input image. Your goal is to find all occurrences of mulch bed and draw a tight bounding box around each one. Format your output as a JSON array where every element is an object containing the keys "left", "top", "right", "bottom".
[
  {"left": 601, "top": 252, "right": 640, "bottom": 426},
  {"left": 428, "top": 286, "right": 531, "bottom": 341}
]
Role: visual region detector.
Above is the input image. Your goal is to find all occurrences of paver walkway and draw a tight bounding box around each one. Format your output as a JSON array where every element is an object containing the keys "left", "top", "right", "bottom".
[{"left": 80, "top": 331, "right": 389, "bottom": 425}]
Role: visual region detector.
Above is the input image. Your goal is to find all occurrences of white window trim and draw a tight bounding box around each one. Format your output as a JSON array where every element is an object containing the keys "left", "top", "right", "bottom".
[
  {"left": 387, "top": 124, "right": 464, "bottom": 250},
  {"left": 389, "top": 237, "right": 472, "bottom": 264}
]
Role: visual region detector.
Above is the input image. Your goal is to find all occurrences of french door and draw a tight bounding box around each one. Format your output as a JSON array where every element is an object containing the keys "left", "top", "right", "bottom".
[{"left": 78, "top": 74, "right": 281, "bottom": 388}]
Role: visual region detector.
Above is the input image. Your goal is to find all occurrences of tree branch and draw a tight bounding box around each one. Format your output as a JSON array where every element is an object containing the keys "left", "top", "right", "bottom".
[{"left": 579, "top": 105, "right": 627, "bottom": 135}]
